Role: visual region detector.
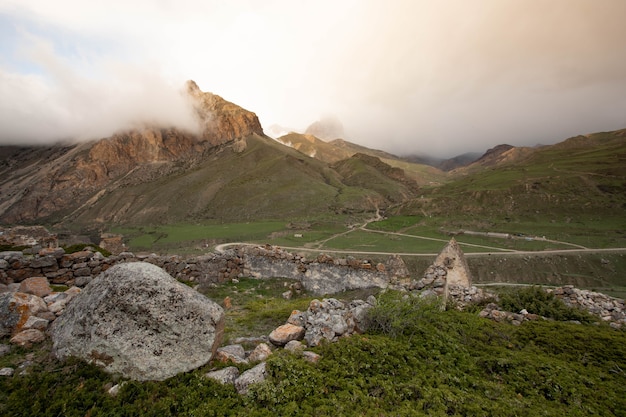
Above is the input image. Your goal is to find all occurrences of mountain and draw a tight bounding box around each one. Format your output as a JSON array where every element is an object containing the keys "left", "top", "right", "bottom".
[
  {"left": 275, "top": 133, "right": 448, "bottom": 186},
  {"left": 0, "top": 83, "right": 421, "bottom": 229},
  {"left": 395, "top": 128, "right": 626, "bottom": 221},
  {"left": 304, "top": 116, "right": 345, "bottom": 141}
]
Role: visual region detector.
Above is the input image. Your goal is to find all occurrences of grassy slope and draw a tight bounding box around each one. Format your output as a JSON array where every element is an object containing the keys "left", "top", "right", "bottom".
[
  {"left": 73, "top": 134, "right": 386, "bottom": 226},
  {"left": 395, "top": 130, "right": 626, "bottom": 236}
]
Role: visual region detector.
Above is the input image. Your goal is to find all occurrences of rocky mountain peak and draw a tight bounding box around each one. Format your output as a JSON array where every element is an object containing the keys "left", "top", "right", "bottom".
[{"left": 185, "top": 80, "right": 263, "bottom": 145}]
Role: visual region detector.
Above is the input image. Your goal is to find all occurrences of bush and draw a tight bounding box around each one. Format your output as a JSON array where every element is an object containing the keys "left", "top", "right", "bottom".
[
  {"left": 365, "top": 291, "right": 443, "bottom": 339},
  {"left": 498, "top": 286, "right": 595, "bottom": 323}
]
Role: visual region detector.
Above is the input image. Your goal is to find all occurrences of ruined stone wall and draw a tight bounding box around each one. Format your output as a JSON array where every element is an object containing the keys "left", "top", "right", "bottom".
[{"left": 0, "top": 245, "right": 409, "bottom": 295}]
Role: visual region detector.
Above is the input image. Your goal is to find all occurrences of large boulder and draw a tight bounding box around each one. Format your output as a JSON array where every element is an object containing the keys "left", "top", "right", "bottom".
[{"left": 51, "top": 262, "right": 225, "bottom": 381}]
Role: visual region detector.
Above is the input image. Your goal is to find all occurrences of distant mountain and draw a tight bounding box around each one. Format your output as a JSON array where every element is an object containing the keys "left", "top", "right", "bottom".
[
  {"left": 304, "top": 116, "right": 345, "bottom": 141},
  {"left": 0, "top": 83, "right": 421, "bottom": 228},
  {"left": 394, "top": 128, "right": 626, "bottom": 221},
  {"left": 275, "top": 133, "right": 448, "bottom": 186},
  {"left": 403, "top": 152, "right": 482, "bottom": 171}
]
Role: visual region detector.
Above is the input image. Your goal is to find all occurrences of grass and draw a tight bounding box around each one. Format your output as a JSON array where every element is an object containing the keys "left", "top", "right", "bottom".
[{"left": 199, "top": 277, "right": 315, "bottom": 344}]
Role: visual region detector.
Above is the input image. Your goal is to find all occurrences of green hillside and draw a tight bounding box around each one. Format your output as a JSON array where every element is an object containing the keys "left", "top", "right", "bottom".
[
  {"left": 396, "top": 129, "right": 626, "bottom": 232},
  {"left": 67, "top": 134, "right": 414, "bottom": 228}
]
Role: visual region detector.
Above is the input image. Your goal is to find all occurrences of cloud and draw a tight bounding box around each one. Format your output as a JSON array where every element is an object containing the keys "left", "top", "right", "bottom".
[
  {"left": 0, "top": 28, "right": 201, "bottom": 144},
  {"left": 1, "top": 0, "right": 626, "bottom": 156}
]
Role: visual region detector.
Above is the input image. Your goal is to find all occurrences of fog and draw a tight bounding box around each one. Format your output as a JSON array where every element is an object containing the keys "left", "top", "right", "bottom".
[{"left": 1, "top": 0, "right": 626, "bottom": 156}]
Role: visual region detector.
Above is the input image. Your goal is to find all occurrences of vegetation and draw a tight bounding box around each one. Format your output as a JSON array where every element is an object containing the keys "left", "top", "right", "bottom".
[
  {"left": 2, "top": 288, "right": 625, "bottom": 416},
  {"left": 497, "top": 286, "right": 595, "bottom": 323}
]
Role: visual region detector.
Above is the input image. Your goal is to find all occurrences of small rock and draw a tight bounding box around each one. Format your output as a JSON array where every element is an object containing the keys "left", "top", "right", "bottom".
[
  {"left": 0, "top": 344, "right": 11, "bottom": 356},
  {"left": 205, "top": 366, "right": 240, "bottom": 385},
  {"left": 284, "top": 340, "right": 305, "bottom": 353},
  {"left": 0, "top": 367, "right": 14, "bottom": 376},
  {"left": 10, "top": 329, "right": 46, "bottom": 347},
  {"left": 235, "top": 362, "right": 267, "bottom": 395},
  {"left": 269, "top": 323, "right": 305, "bottom": 347},
  {"left": 215, "top": 344, "right": 247, "bottom": 364},
  {"left": 108, "top": 382, "right": 126, "bottom": 396},
  {"left": 286, "top": 310, "right": 306, "bottom": 327},
  {"left": 22, "top": 315, "right": 49, "bottom": 331},
  {"left": 282, "top": 290, "right": 292, "bottom": 300},
  {"left": 302, "top": 351, "right": 321, "bottom": 364},
  {"left": 18, "top": 277, "right": 52, "bottom": 298},
  {"left": 247, "top": 343, "right": 272, "bottom": 362}
]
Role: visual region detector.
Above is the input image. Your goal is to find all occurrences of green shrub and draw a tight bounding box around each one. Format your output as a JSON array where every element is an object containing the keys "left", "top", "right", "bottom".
[
  {"left": 365, "top": 291, "right": 443, "bottom": 339},
  {"left": 498, "top": 286, "right": 595, "bottom": 323}
]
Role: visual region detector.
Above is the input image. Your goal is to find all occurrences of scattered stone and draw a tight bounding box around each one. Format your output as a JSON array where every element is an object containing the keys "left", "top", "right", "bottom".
[
  {"left": 302, "top": 351, "right": 321, "bottom": 364},
  {"left": 51, "top": 262, "right": 225, "bottom": 381},
  {"left": 269, "top": 323, "right": 305, "bottom": 347},
  {"left": 18, "top": 277, "right": 52, "bottom": 298},
  {"left": 0, "top": 292, "right": 48, "bottom": 337},
  {"left": 108, "top": 382, "right": 126, "bottom": 396},
  {"left": 0, "top": 367, "right": 14, "bottom": 376},
  {"left": 205, "top": 366, "right": 240, "bottom": 385},
  {"left": 247, "top": 343, "right": 272, "bottom": 362},
  {"left": 284, "top": 340, "right": 305, "bottom": 354},
  {"left": 0, "top": 344, "right": 11, "bottom": 356},
  {"left": 235, "top": 362, "right": 267, "bottom": 395},
  {"left": 215, "top": 344, "right": 247, "bottom": 364},
  {"left": 22, "top": 315, "right": 49, "bottom": 331},
  {"left": 10, "top": 329, "right": 46, "bottom": 347}
]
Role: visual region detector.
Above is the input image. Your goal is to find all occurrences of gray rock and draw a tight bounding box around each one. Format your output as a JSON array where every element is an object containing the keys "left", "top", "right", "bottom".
[
  {"left": 51, "top": 262, "right": 225, "bottom": 381},
  {"left": 284, "top": 340, "right": 305, "bottom": 353},
  {"left": 0, "top": 344, "right": 11, "bottom": 356},
  {"left": 215, "top": 344, "right": 247, "bottom": 364},
  {"left": 0, "top": 292, "right": 48, "bottom": 337},
  {"left": 206, "top": 366, "right": 240, "bottom": 385},
  {"left": 235, "top": 362, "right": 267, "bottom": 395},
  {"left": 0, "top": 367, "right": 14, "bottom": 376},
  {"left": 247, "top": 343, "right": 272, "bottom": 362}
]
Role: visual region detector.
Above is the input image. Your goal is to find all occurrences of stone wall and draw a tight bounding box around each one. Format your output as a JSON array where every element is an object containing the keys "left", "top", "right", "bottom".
[{"left": 0, "top": 244, "right": 409, "bottom": 295}]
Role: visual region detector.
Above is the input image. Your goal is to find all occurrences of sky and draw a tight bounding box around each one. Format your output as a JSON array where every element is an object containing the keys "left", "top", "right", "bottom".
[{"left": 1, "top": 0, "right": 626, "bottom": 157}]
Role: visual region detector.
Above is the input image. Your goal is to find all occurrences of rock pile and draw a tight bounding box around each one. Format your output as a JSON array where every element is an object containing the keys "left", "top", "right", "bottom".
[
  {"left": 270, "top": 296, "right": 377, "bottom": 348},
  {"left": 0, "top": 280, "right": 81, "bottom": 349},
  {"left": 51, "top": 262, "right": 225, "bottom": 381},
  {"left": 551, "top": 286, "right": 625, "bottom": 328}
]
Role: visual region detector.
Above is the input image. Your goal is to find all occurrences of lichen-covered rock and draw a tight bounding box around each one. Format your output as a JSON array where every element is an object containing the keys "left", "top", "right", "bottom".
[
  {"left": 10, "top": 329, "right": 46, "bottom": 347},
  {"left": 247, "top": 343, "right": 272, "bottom": 362},
  {"left": 268, "top": 323, "right": 305, "bottom": 347},
  {"left": 18, "top": 277, "right": 52, "bottom": 298},
  {"left": 215, "top": 344, "right": 247, "bottom": 364},
  {"left": 235, "top": 362, "right": 267, "bottom": 395},
  {"left": 206, "top": 366, "right": 240, "bottom": 385},
  {"left": 51, "top": 262, "right": 225, "bottom": 381},
  {"left": 0, "top": 292, "right": 48, "bottom": 337}
]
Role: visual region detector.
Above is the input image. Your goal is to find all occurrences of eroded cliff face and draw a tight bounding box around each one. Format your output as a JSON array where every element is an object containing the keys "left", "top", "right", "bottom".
[{"left": 0, "top": 82, "right": 263, "bottom": 224}]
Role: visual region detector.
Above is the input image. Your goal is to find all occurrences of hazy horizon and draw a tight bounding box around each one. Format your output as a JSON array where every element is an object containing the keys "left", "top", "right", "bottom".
[{"left": 1, "top": 0, "right": 626, "bottom": 158}]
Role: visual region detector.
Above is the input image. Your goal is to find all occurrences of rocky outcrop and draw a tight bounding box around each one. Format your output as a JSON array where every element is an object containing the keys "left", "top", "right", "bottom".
[
  {"left": 51, "top": 262, "right": 225, "bottom": 381},
  {"left": 0, "top": 82, "right": 263, "bottom": 224},
  {"left": 186, "top": 80, "right": 263, "bottom": 146}
]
